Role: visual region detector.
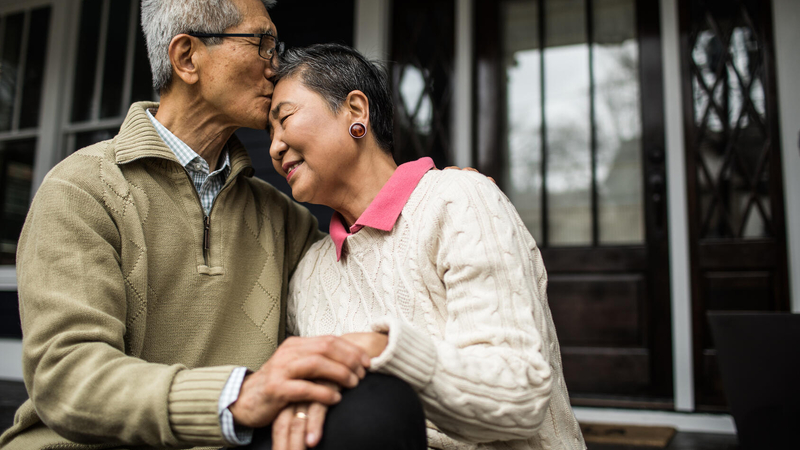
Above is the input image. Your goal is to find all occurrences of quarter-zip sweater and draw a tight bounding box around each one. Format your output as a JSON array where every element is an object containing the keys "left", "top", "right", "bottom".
[{"left": 0, "top": 102, "right": 324, "bottom": 449}]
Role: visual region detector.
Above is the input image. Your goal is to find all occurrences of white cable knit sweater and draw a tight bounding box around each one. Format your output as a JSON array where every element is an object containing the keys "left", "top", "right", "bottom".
[{"left": 288, "top": 169, "right": 586, "bottom": 450}]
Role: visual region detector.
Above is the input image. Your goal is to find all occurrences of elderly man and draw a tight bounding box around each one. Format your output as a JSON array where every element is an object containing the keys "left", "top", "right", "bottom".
[{"left": 0, "top": 0, "right": 425, "bottom": 449}]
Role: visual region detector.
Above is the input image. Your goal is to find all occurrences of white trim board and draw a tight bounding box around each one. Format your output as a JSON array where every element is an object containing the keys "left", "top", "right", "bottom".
[
  {"left": 0, "top": 339, "right": 23, "bottom": 381},
  {"left": 0, "top": 266, "right": 16, "bottom": 290},
  {"left": 772, "top": 0, "right": 800, "bottom": 313},
  {"left": 573, "top": 407, "right": 736, "bottom": 434},
  {"left": 660, "top": 0, "right": 695, "bottom": 412}
]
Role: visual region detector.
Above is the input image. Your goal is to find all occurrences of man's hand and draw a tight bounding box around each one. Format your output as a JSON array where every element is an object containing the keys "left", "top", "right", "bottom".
[
  {"left": 229, "top": 335, "right": 369, "bottom": 428},
  {"left": 340, "top": 332, "right": 389, "bottom": 359},
  {"left": 444, "top": 166, "right": 496, "bottom": 184},
  {"left": 269, "top": 333, "right": 387, "bottom": 449}
]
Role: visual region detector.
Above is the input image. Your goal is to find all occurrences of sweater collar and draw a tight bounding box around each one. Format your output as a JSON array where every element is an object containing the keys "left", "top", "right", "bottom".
[
  {"left": 330, "top": 157, "right": 435, "bottom": 261},
  {"left": 113, "top": 101, "right": 254, "bottom": 178}
]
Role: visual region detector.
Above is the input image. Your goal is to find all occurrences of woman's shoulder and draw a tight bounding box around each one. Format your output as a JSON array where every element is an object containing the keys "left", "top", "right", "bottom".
[{"left": 414, "top": 168, "right": 507, "bottom": 207}]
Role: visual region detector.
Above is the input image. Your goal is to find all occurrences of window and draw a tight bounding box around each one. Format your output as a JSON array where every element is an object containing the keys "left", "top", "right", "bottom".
[
  {"left": 0, "top": 6, "right": 50, "bottom": 265},
  {"left": 63, "top": 0, "right": 155, "bottom": 155}
]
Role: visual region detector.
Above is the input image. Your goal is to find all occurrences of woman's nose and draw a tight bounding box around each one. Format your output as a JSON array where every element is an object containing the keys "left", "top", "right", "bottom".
[{"left": 270, "top": 135, "right": 288, "bottom": 161}]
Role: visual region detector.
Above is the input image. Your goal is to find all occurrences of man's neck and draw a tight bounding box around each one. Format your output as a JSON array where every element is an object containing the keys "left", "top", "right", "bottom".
[{"left": 154, "top": 93, "right": 238, "bottom": 172}]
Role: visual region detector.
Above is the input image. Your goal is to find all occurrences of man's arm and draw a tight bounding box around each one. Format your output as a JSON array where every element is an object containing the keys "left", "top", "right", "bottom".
[{"left": 17, "top": 170, "right": 368, "bottom": 447}]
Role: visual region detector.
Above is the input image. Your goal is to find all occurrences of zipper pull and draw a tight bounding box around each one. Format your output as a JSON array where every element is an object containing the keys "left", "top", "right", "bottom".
[{"left": 203, "top": 216, "right": 210, "bottom": 250}]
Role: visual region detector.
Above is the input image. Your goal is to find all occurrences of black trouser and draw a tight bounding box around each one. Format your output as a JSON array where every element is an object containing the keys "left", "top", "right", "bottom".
[{"left": 241, "top": 373, "right": 427, "bottom": 450}]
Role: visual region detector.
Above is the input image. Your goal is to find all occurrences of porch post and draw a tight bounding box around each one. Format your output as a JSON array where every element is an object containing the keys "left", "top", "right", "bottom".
[
  {"left": 772, "top": 0, "right": 800, "bottom": 313},
  {"left": 660, "top": 0, "right": 695, "bottom": 412},
  {"left": 453, "top": 0, "right": 474, "bottom": 168},
  {"left": 353, "top": 0, "right": 391, "bottom": 62}
]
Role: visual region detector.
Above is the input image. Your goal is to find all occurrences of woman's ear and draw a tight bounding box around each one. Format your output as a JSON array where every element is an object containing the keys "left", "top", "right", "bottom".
[
  {"left": 345, "top": 90, "right": 370, "bottom": 124},
  {"left": 168, "top": 34, "right": 200, "bottom": 86}
]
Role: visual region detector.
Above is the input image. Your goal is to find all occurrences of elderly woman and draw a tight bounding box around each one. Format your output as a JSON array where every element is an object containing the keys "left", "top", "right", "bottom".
[{"left": 267, "top": 43, "right": 586, "bottom": 450}]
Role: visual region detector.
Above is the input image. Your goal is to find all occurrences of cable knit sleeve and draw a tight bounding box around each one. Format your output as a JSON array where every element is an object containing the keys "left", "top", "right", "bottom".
[{"left": 370, "top": 171, "right": 554, "bottom": 443}]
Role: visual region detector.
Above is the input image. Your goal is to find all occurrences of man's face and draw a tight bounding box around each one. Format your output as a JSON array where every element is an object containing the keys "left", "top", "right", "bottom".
[{"left": 197, "top": 0, "right": 278, "bottom": 130}]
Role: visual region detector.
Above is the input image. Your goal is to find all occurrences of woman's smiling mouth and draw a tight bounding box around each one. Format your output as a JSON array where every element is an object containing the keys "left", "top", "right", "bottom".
[{"left": 284, "top": 161, "right": 304, "bottom": 181}]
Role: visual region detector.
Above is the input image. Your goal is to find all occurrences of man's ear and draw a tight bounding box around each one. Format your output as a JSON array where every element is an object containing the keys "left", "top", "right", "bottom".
[
  {"left": 345, "top": 90, "right": 370, "bottom": 124},
  {"left": 168, "top": 34, "right": 200, "bottom": 86}
]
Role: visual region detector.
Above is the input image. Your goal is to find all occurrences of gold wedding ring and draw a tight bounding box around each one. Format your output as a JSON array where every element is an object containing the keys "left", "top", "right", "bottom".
[{"left": 295, "top": 411, "right": 308, "bottom": 420}]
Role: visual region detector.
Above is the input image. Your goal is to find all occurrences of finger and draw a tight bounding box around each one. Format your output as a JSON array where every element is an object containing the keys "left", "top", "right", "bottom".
[
  {"left": 464, "top": 167, "right": 478, "bottom": 172},
  {"left": 279, "top": 379, "right": 343, "bottom": 405},
  {"left": 444, "top": 166, "right": 459, "bottom": 170},
  {"left": 272, "top": 406, "right": 295, "bottom": 450},
  {"left": 306, "top": 401, "right": 328, "bottom": 447},
  {"left": 283, "top": 336, "right": 370, "bottom": 373},
  {"left": 285, "top": 354, "right": 360, "bottom": 388},
  {"left": 488, "top": 176, "right": 496, "bottom": 184},
  {"left": 289, "top": 405, "right": 309, "bottom": 450}
]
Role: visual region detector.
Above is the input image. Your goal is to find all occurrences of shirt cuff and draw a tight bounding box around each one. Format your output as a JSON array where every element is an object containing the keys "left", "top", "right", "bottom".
[
  {"left": 369, "top": 316, "right": 437, "bottom": 390},
  {"left": 218, "top": 366, "right": 254, "bottom": 446}
]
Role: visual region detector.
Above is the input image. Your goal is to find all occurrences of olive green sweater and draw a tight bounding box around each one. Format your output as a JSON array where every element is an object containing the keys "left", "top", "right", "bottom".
[{"left": 0, "top": 102, "right": 323, "bottom": 450}]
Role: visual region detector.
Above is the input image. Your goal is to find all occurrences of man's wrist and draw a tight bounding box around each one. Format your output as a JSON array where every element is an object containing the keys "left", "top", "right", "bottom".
[{"left": 219, "top": 366, "right": 253, "bottom": 445}]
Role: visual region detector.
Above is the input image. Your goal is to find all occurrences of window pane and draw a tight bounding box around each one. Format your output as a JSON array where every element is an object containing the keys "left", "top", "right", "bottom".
[
  {"left": 593, "top": 0, "right": 643, "bottom": 244},
  {"left": 503, "top": 0, "right": 543, "bottom": 242},
  {"left": 99, "top": 0, "right": 131, "bottom": 118},
  {"left": 72, "top": 129, "right": 116, "bottom": 153},
  {"left": 544, "top": 0, "right": 591, "bottom": 246},
  {"left": 19, "top": 7, "right": 51, "bottom": 129},
  {"left": 0, "top": 139, "right": 35, "bottom": 264},
  {"left": 71, "top": 0, "right": 103, "bottom": 123},
  {"left": 0, "top": 13, "right": 25, "bottom": 132}
]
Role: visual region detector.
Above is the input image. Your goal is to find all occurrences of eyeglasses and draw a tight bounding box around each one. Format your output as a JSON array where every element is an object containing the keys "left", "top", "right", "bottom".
[{"left": 188, "top": 33, "right": 284, "bottom": 61}]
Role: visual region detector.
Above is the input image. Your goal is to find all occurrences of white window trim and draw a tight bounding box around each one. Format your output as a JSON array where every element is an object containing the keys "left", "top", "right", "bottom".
[
  {"left": 773, "top": 0, "right": 800, "bottom": 313},
  {"left": 0, "top": 0, "right": 76, "bottom": 290},
  {"left": 660, "top": 0, "right": 695, "bottom": 413}
]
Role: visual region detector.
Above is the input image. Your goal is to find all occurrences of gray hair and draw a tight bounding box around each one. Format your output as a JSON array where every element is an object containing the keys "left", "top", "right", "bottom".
[{"left": 141, "top": 0, "right": 276, "bottom": 93}]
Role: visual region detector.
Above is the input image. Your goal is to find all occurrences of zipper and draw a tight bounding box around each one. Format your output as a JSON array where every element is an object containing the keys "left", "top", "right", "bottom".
[{"left": 203, "top": 215, "right": 211, "bottom": 261}]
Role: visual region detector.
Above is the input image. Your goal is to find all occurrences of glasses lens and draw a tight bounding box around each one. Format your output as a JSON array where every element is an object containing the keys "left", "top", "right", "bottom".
[{"left": 260, "top": 35, "right": 277, "bottom": 59}]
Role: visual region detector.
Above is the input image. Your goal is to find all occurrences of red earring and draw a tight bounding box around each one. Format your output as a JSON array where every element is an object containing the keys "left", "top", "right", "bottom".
[{"left": 349, "top": 122, "right": 366, "bottom": 139}]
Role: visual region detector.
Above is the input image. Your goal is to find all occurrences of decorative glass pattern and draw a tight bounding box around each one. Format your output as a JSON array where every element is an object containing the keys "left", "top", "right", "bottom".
[
  {"left": 391, "top": 0, "right": 454, "bottom": 167},
  {"left": 688, "top": 0, "right": 773, "bottom": 239}
]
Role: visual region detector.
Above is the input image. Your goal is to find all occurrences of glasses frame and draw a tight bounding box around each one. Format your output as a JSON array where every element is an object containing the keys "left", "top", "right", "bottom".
[{"left": 188, "top": 33, "right": 284, "bottom": 61}]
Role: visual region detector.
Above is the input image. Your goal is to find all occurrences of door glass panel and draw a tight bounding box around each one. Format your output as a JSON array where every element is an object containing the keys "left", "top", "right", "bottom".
[
  {"left": 545, "top": 0, "right": 591, "bottom": 246},
  {"left": 594, "top": 0, "right": 643, "bottom": 244},
  {"left": 391, "top": 0, "right": 454, "bottom": 167},
  {"left": 503, "top": 0, "right": 543, "bottom": 242},
  {"left": 689, "top": 2, "right": 772, "bottom": 240},
  {"left": 0, "top": 139, "right": 35, "bottom": 264},
  {"left": 19, "top": 7, "right": 51, "bottom": 129},
  {"left": 0, "top": 13, "right": 25, "bottom": 132},
  {"left": 502, "top": 0, "right": 643, "bottom": 247}
]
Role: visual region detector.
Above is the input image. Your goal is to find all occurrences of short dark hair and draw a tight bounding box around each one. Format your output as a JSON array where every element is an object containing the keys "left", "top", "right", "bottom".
[{"left": 274, "top": 43, "right": 393, "bottom": 154}]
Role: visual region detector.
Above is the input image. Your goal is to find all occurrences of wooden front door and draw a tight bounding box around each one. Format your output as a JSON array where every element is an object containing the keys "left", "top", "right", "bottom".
[
  {"left": 475, "top": 0, "right": 673, "bottom": 407},
  {"left": 678, "top": 0, "right": 790, "bottom": 411}
]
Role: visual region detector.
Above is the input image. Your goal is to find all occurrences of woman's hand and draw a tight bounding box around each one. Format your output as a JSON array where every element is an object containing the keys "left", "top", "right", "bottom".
[{"left": 340, "top": 332, "right": 389, "bottom": 359}]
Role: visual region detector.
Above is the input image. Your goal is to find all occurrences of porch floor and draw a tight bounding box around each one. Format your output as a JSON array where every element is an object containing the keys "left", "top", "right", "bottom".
[{"left": 0, "top": 380, "right": 740, "bottom": 449}]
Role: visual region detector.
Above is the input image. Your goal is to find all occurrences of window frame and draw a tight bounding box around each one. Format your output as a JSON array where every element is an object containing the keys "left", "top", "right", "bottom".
[{"left": 0, "top": 0, "right": 152, "bottom": 290}]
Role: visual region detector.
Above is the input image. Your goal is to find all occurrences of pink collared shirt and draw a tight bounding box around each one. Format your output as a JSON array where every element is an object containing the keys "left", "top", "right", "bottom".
[{"left": 329, "top": 157, "right": 435, "bottom": 261}]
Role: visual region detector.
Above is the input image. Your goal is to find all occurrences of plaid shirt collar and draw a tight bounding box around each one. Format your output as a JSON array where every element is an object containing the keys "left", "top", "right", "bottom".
[{"left": 145, "top": 109, "right": 231, "bottom": 178}]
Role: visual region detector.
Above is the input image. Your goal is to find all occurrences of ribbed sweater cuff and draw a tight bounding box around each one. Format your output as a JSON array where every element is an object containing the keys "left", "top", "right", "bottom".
[
  {"left": 168, "top": 365, "right": 238, "bottom": 446},
  {"left": 369, "top": 316, "right": 437, "bottom": 390}
]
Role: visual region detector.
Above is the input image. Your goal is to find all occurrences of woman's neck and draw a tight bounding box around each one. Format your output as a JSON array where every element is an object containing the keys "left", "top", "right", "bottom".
[{"left": 332, "top": 151, "right": 398, "bottom": 227}]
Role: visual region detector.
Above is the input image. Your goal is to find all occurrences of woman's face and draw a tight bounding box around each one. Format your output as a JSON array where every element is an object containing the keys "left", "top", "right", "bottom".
[{"left": 268, "top": 75, "right": 357, "bottom": 204}]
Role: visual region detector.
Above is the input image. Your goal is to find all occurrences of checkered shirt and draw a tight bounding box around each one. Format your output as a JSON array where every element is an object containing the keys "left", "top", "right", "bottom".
[
  {"left": 146, "top": 109, "right": 231, "bottom": 216},
  {"left": 146, "top": 110, "right": 252, "bottom": 446}
]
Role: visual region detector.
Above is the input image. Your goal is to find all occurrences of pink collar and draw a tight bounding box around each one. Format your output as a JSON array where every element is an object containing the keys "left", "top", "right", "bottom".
[{"left": 330, "top": 157, "right": 435, "bottom": 261}]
